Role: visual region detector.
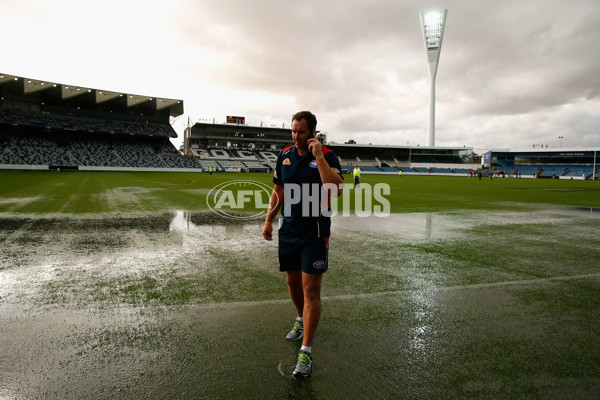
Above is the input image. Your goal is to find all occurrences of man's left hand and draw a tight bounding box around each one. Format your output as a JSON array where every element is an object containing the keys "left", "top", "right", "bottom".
[{"left": 308, "top": 138, "right": 323, "bottom": 158}]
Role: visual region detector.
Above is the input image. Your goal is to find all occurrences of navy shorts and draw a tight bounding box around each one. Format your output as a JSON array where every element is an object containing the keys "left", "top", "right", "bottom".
[{"left": 278, "top": 234, "right": 329, "bottom": 274}]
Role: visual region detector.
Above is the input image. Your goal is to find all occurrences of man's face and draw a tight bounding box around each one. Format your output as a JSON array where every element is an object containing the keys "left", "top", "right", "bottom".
[{"left": 291, "top": 118, "right": 312, "bottom": 152}]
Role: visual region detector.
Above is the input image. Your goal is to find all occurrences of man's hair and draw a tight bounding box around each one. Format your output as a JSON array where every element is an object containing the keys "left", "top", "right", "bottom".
[{"left": 292, "top": 111, "right": 317, "bottom": 134}]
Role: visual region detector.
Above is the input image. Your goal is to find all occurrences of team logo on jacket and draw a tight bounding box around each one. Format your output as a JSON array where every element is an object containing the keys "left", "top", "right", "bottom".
[
  {"left": 309, "top": 160, "right": 318, "bottom": 168},
  {"left": 283, "top": 158, "right": 291, "bottom": 166},
  {"left": 313, "top": 260, "right": 325, "bottom": 269}
]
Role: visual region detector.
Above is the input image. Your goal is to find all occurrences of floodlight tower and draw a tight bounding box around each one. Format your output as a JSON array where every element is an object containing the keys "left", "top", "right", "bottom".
[{"left": 420, "top": 9, "right": 447, "bottom": 147}]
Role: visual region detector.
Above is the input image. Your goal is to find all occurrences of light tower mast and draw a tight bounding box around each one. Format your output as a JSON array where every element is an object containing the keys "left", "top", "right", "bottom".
[{"left": 420, "top": 10, "right": 447, "bottom": 147}]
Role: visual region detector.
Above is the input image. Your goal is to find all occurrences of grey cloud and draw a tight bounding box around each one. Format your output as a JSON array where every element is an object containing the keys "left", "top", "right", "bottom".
[{"left": 174, "top": 0, "right": 600, "bottom": 149}]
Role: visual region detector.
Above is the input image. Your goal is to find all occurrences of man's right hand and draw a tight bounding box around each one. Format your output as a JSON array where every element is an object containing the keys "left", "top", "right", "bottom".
[{"left": 262, "top": 223, "right": 273, "bottom": 241}]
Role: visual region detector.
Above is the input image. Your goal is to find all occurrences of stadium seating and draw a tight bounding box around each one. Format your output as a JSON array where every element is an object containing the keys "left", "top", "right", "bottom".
[
  {"left": 412, "top": 167, "right": 430, "bottom": 173},
  {"left": 0, "top": 124, "right": 202, "bottom": 169},
  {"left": 10, "top": 135, "right": 80, "bottom": 166},
  {"left": 0, "top": 110, "right": 175, "bottom": 138},
  {"left": 397, "top": 167, "right": 414, "bottom": 173},
  {"left": 113, "top": 142, "right": 169, "bottom": 168},
  {"left": 0, "top": 105, "right": 206, "bottom": 170},
  {"left": 452, "top": 168, "right": 473, "bottom": 174},
  {"left": 219, "top": 160, "right": 246, "bottom": 170},
  {"left": 158, "top": 146, "right": 203, "bottom": 169},
  {"left": 0, "top": 138, "right": 25, "bottom": 164},
  {"left": 1, "top": 108, "right": 595, "bottom": 177},
  {"left": 69, "top": 139, "right": 124, "bottom": 167},
  {"left": 501, "top": 164, "right": 599, "bottom": 178},
  {"left": 430, "top": 167, "right": 452, "bottom": 174},
  {"left": 243, "top": 161, "right": 269, "bottom": 171}
]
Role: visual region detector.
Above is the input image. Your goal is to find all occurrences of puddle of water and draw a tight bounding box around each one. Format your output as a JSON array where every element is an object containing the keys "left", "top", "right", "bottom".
[
  {"left": 0, "top": 196, "right": 42, "bottom": 205},
  {"left": 1, "top": 207, "right": 599, "bottom": 398},
  {"left": 332, "top": 213, "right": 464, "bottom": 241},
  {"left": 332, "top": 207, "right": 599, "bottom": 242}
]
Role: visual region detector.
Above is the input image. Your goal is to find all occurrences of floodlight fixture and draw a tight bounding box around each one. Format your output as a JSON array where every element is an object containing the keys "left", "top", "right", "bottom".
[{"left": 420, "top": 9, "right": 447, "bottom": 147}]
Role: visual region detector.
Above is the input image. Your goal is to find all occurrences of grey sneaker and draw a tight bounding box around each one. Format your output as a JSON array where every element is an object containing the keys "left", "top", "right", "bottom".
[
  {"left": 286, "top": 321, "right": 303, "bottom": 341},
  {"left": 292, "top": 350, "right": 313, "bottom": 378}
]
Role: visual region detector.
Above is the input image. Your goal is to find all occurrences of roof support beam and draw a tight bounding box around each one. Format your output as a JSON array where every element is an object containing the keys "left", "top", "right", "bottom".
[{"left": 95, "top": 90, "right": 122, "bottom": 104}]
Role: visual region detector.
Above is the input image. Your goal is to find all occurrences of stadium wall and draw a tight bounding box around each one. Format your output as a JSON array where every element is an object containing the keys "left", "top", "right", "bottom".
[
  {"left": 0, "top": 164, "right": 204, "bottom": 173},
  {"left": 411, "top": 162, "right": 480, "bottom": 170},
  {"left": 0, "top": 164, "right": 49, "bottom": 171},
  {"left": 2, "top": 163, "right": 590, "bottom": 178},
  {"left": 78, "top": 166, "right": 204, "bottom": 173}
]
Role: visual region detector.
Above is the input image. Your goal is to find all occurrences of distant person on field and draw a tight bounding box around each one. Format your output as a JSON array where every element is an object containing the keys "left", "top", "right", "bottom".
[
  {"left": 262, "top": 111, "right": 344, "bottom": 379},
  {"left": 353, "top": 165, "right": 361, "bottom": 187}
]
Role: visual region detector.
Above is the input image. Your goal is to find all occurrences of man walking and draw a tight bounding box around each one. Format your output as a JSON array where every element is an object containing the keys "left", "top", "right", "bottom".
[
  {"left": 262, "top": 111, "right": 344, "bottom": 378},
  {"left": 353, "top": 165, "right": 361, "bottom": 187}
]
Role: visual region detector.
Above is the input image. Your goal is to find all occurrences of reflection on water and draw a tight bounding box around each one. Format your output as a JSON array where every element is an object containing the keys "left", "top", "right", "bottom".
[
  {"left": 2, "top": 208, "right": 597, "bottom": 278},
  {"left": 169, "top": 209, "right": 255, "bottom": 235},
  {"left": 332, "top": 207, "right": 600, "bottom": 241},
  {"left": 333, "top": 213, "right": 441, "bottom": 240},
  {"left": 1, "top": 207, "right": 597, "bottom": 304},
  {"left": 0, "top": 212, "right": 266, "bottom": 307},
  {"left": 169, "top": 209, "right": 192, "bottom": 231}
]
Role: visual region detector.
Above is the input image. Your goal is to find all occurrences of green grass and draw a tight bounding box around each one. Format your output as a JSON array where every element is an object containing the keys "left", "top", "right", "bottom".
[
  {"left": 0, "top": 171, "right": 598, "bottom": 214},
  {"left": 2, "top": 170, "right": 598, "bottom": 309},
  {"left": 2, "top": 170, "right": 600, "bottom": 398}
]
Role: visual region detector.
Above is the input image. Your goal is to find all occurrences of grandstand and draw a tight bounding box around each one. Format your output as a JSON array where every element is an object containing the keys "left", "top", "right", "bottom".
[
  {"left": 184, "top": 120, "right": 481, "bottom": 175},
  {"left": 0, "top": 73, "right": 201, "bottom": 171},
  {"left": 183, "top": 120, "right": 291, "bottom": 172},
  {"left": 484, "top": 149, "right": 600, "bottom": 180},
  {"left": 2, "top": 72, "right": 597, "bottom": 178},
  {"left": 326, "top": 143, "right": 478, "bottom": 175}
]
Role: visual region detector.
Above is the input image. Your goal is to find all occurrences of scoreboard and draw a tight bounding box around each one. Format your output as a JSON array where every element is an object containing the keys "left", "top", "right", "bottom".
[{"left": 227, "top": 115, "right": 245, "bottom": 124}]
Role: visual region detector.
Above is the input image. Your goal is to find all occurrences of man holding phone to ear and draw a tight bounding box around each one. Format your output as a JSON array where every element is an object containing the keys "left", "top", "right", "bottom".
[{"left": 262, "top": 111, "right": 344, "bottom": 378}]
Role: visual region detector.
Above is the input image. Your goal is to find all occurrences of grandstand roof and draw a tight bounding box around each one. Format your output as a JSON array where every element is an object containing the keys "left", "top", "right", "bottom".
[
  {"left": 488, "top": 147, "right": 600, "bottom": 153},
  {"left": 0, "top": 73, "right": 184, "bottom": 117},
  {"left": 328, "top": 142, "right": 473, "bottom": 150}
]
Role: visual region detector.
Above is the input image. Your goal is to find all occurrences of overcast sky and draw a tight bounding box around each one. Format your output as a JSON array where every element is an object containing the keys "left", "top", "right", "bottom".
[{"left": 1, "top": 0, "right": 599, "bottom": 153}]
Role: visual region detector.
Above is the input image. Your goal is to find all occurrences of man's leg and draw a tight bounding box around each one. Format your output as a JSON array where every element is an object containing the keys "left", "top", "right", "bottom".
[
  {"left": 286, "top": 270, "right": 304, "bottom": 318},
  {"left": 301, "top": 272, "right": 323, "bottom": 347}
]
